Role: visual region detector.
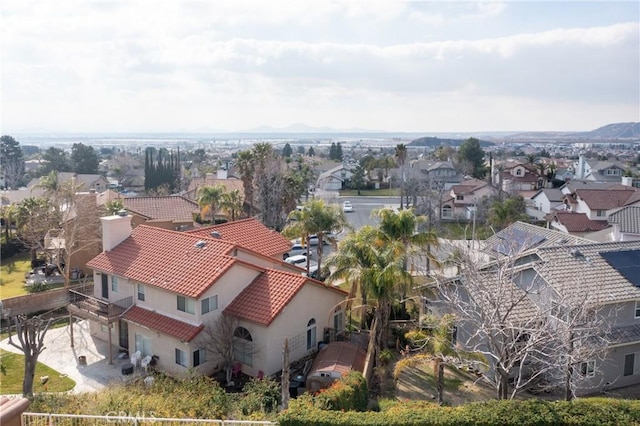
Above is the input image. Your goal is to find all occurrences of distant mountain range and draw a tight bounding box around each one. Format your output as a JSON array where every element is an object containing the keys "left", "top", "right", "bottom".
[{"left": 506, "top": 122, "right": 640, "bottom": 140}]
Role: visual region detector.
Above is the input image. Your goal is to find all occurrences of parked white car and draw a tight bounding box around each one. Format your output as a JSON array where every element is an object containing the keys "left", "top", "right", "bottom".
[
  {"left": 343, "top": 201, "right": 353, "bottom": 212},
  {"left": 283, "top": 243, "right": 310, "bottom": 260},
  {"left": 284, "top": 255, "right": 317, "bottom": 270}
]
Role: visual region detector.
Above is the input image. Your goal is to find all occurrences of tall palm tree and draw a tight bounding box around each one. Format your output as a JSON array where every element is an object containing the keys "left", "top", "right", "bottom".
[
  {"left": 395, "top": 144, "right": 407, "bottom": 209},
  {"left": 326, "top": 226, "right": 379, "bottom": 329},
  {"left": 1, "top": 201, "right": 16, "bottom": 240},
  {"left": 235, "top": 150, "right": 255, "bottom": 216},
  {"left": 197, "top": 184, "right": 226, "bottom": 223},
  {"left": 220, "top": 189, "right": 244, "bottom": 221}
]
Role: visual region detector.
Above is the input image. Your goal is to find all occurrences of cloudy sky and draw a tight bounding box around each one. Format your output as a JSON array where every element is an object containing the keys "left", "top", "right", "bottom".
[{"left": 2, "top": 1, "right": 638, "bottom": 133}]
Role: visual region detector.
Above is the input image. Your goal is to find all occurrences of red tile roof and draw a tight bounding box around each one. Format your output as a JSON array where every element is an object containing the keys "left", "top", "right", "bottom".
[
  {"left": 187, "top": 218, "right": 292, "bottom": 257},
  {"left": 223, "top": 269, "right": 311, "bottom": 326},
  {"left": 123, "top": 196, "right": 199, "bottom": 222},
  {"left": 547, "top": 211, "right": 608, "bottom": 232},
  {"left": 122, "top": 305, "right": 203, "bottom": 342},
  {"left": 575, "top": 189, "right": 637, "bottom": 210},
  {"left": 87, "top": 225, "right": 237, "bottom": 298}
]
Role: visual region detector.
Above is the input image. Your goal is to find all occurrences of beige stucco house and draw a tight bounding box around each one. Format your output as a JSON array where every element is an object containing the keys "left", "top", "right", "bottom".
[{"left": 80, "top": 215, "right": 347, "bottom": 378}]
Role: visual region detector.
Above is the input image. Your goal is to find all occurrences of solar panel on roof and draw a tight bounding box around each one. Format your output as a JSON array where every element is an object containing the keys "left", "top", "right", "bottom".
[
  {"left": 600, "top": 249, "right": 640, "bottom": 288},
  {"left": 494, "top": 228, "right": 546, "bottom": 255}
]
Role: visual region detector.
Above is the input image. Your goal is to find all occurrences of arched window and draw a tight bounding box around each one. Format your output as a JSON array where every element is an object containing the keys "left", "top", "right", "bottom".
[
  {"left": 307, "top": 318, "right": 317, "bottom": 350},
  {"left": 233, "top": 327, "right": 253, "bottom": 366},
  {"left": 442, "top": 205, "right": 452, "bottom": 218}
]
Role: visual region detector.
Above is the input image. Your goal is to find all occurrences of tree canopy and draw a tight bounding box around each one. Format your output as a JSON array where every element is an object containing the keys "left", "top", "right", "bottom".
[
  {"left": 458, "top": 137, "right": 486, "bottom": 179},
  {"left": 71, "top": 143, "right": 100, "bottom": 174},
  {"left": 1, "top": 135, "right": 26, "bottom": 189}
]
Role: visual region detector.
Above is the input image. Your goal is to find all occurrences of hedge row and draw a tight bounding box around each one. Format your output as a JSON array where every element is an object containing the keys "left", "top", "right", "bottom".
[
  {"left": 279, "top": 398, "right": 640, "bottom": 426},
  {"left": 313, "top": 371, "right": 368, "bottom": 412}
]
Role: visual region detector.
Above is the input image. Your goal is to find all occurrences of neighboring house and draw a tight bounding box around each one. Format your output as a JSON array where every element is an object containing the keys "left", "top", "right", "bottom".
[
  {"left": 76, "top": 214, "right": 347, "bottom": 379},
  {"left": 2, "top": 173, "right": 111, "bottom": 205},
  {"left": 573, "top": 155, "right": 628, "bottom": 182},
  {"left": 122, "top": 195, "right": 200, "bottom": 230},
  {"left": 407, "top": 160, "right": 462, "bottom": 191},
  {"left": 564, "top": 188, "right": 638, "bottom": 220},
  {"left": 586, "top": 206, "right": 640, "bottom": 242},
  {"left": 184, "top": 171, "right": 246, "bottom": 218},
  {"left": 545, "top": 211, "right": 608, "bottom": 236},
  {"left": 441, "top": 178, "right": 497, "bottom": 220},
  {"left": 452, "top": 222, "right": 640, "bottom": 395},
  {"left": 493, "top": 161, "right": 543, "bottom": 193},
  {"left": 528, "top": 188, "right": 566, "bottom": 220},
  {"left": 316, "top": 164, "right": 354, "bottom": 191}
]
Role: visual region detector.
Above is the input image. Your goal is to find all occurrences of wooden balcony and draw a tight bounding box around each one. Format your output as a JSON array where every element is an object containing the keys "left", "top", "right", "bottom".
[{"left": 68, "top": 284, "right": 132, "bottom": 324}]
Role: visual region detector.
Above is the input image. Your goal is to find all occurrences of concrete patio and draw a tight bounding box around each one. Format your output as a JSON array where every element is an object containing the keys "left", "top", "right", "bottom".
[{"left": 0, "top": 319, "right": 141, "bottom": 393}]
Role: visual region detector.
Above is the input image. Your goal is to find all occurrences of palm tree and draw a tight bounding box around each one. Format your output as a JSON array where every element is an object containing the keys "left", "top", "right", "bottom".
[
  {"left": 1, "top": 201, "right": 17, "bottom": 240},
  {"left": 283, "top": 199, "right": 349, "bottom": 275},
  {"left": 220, "top": 189, "right": 244, "bottom": 221},
  {"left": 326, "top": 226, "right": 379, "bottom": 329},
  {"left": 395, "top": 144, "right": 407, "bottom": 209},
  {"left": 197, "top": 184, "right": 226, "bottom": 224},
  {"left": 235, "top": 150, "right": 255, "bottom": 216},
  {"left": 375, "top": 208, "right": 440, "bottom": 317},
  {"left": 488, "top": 196, "right": 528, "bottom": 230}
]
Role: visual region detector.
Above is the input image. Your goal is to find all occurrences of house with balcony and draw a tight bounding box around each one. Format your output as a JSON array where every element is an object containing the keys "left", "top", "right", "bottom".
[
  {"left": 443, "top": 222, "right": 640, "bottom": 395},
  {"left": 76, "top": 214, "right": 347, "bottom": 378}
]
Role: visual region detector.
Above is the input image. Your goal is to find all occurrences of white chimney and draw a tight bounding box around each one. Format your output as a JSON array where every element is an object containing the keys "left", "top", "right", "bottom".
[
  {"left": 101, "top": 213, "right": 132, "bottom": 251},
  {"left": 216, "top": 169, "right": 228, "bottom": 179}
]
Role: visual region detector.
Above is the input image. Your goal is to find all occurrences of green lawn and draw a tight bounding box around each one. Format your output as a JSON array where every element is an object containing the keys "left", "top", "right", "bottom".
[
  {"left": 0, "top": 349, "right": 76, "bottom": 394},
  {"left": 0, "top": 252, "right": 32, "bottom": 298}
]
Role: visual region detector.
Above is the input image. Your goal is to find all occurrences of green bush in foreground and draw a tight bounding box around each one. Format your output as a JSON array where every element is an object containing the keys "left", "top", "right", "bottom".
[
  {"left": 314, "top": 371, "right": 368, "bottom": 412},
  {"left": 279, "top": 398, "right": 640, "bottom": 426}
]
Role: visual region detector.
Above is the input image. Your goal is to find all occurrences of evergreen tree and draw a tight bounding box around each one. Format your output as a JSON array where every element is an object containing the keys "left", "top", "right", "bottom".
[
  {"left": 282, "top": 143, "right": 293, "bottom": 158},
  {"left": 308, "top": 147, "right": 315, "bottom": 157},
  {"left": 70, "top": 143, "right": 100, "bottom": 174},
  {"left": 1, "top": 135, "right": 25, "bottom": 189},
  {"left": 336, "top": 142, "right": 344, "bottom": 161},
  {"left": 329, "top": 142, "right": 337, "bottom": 160}
]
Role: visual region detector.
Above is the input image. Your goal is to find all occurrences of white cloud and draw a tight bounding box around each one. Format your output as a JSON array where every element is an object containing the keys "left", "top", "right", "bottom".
[{"left": 1, "top": 0, "right": 638, "bottom": 132}]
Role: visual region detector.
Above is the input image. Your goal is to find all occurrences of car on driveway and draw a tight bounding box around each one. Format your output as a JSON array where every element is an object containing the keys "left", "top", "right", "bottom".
[
  {"left": 343, "top": 201, "right": 353, "bottom": 212},
  {"left": 283, "top": 243, "right": 310, "bottom": 260},
  {"left": 284, "top": 254, "right": 317, "bottom": 270}
]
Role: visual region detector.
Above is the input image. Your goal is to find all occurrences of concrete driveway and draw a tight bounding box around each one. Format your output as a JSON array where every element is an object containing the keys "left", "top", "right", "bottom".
[{"left": 1, "top": 319, "right": 137, "bottom": 393}]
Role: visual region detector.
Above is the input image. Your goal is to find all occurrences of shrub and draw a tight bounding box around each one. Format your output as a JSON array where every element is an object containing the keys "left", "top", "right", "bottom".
[
  {"left": 314, "top": 371, "right": 368, "bottom": 412},
  {"left": 237, "top": 377, "right": 281, "bottom": 416}
]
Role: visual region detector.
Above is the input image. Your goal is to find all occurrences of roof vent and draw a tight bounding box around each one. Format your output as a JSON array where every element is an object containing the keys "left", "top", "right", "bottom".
[
  {"left": 210, "top": 231, "right": 222, "bottom": 239},
  {"left": 194, "top": 240, "right": 207, "bottom": 249},
  {"left": 557, "top": 238, "right": 568, "bottom": 244},
  {"left": 117, "top": 209, "right": 128, "bottom": 217},
  {"left": 570, "top": 248, "right": 585, "bottom": 259}
]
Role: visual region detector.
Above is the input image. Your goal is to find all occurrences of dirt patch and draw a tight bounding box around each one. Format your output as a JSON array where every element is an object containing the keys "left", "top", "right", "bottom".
[{"left": 395, "top": 360, "right": 495, "bottom": 405}]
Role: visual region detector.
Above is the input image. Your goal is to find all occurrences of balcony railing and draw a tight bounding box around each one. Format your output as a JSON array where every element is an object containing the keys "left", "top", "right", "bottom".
[{"left": 68, "top": 285, "right": 133, "bottom": 323}]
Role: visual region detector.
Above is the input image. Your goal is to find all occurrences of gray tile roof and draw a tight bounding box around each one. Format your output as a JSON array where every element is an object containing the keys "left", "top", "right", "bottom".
[
  {"left": 484, "top": 221, "right": 591, "bottom": 256},
  {"left": 534, "top": 241, "right": 640, "bottom": 304},
  {"left": 608, "top": 206, "right": 640, "bottom": 234}
]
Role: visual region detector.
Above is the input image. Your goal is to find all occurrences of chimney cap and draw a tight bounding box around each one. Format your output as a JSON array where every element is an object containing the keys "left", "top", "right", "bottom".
[{"left": 117, "top": 209, "right": 128, "bottom": 217}]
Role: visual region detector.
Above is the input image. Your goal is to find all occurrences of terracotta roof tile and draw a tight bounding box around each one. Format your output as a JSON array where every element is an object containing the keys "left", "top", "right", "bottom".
[
  {"left": 575, "top": 189, "right": 638, "bottom": 210},
  {"left": 122, "top": 305, "right": 203, "bottom": 342},
  {"left": 123, "top": 196, "right": 199, "bottom": 222},
  {"left": 187, "top": 218, "right": 291, "bottom": 257},
  {"left": 224, "top": 269, "right": 309, "bottom": 325},
  {"left": 548, "top": 212, "right": 609, "bottom": 232},
  {"left": 87, "top": 225, "right": 236, "bottom": 298}
]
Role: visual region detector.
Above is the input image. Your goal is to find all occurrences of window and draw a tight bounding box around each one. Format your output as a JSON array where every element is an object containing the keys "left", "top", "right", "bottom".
[
  {"left": 201, "top": 295, "right": 218, "bottom": 314},
  {"left": 516, "top": 169, "right": 523, "bottom": 176},
  {"left": 111, "top": 276, "right": 119, "bottom": 292},
  {"left": 135, "top": 333, "right": 152, "bottom": 357},
  {"left": 193, "top": 348, "right": 206, "bottom": 367},
  {"left": 333, "top": 307, "right": 344, "bottom": 332},
  {"left": 137, "top": 284, "right": 146, "bottom": 301},
  {"left": 442, "top": 205, "right": 453, "bottom": 218},
  {"left": 177, "top": 295, "right": 195, "bottom": 314},
  {"left": 579, "top": 360, "right": 595, "bottom": 378},
  {"left": 175, "top": 348, "right": 187, "bottom": 367},
  {"left": 307, "top": 318, "right": 317, "bottom": 350},
  {"left": 624, "top": 352, "right": 640, "bottom": 376},
  {"left": 635, "top": 301, "right": 640, "bottom": 319},
  {"left": 234, "top": 327, "right": 253, "bottom": 366},
  {"left": 456, "top": 195, "right": 464, "bottom": 201},
  {"left": 596, "top": 210, "right": 606, "bottom": 217}
]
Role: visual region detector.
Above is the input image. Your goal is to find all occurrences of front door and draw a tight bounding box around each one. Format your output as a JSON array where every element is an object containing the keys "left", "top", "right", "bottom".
[
  {"left": 101, "top": 274, "right": 108, "bottom": 299},
  {"left": 119, "top": 320, "right": 129, "bottom": 350}
]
